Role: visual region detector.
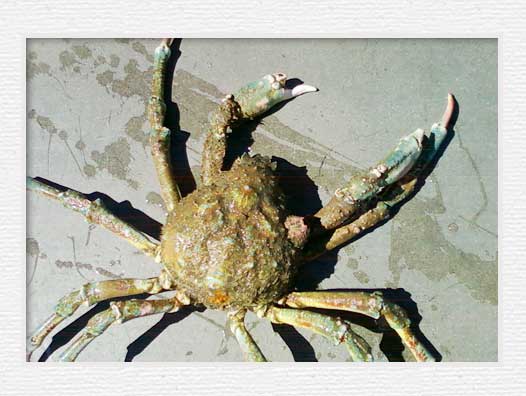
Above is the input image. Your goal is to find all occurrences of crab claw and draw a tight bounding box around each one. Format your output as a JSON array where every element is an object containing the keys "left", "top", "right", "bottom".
[
  {"left": 380, "top": 128, "right": 425, "bottom": 185},
  {"left": 339, "top": 128, "right": 424, "bottom": 201},
  {"left": 411, "top": 93, "right": 456, "bottom": 168},
  {"left": 234, "top": 73, "right": 318, "bottom": 119},
  {"left": 283, "top": 79, "right": 319, "bottom": 100}
]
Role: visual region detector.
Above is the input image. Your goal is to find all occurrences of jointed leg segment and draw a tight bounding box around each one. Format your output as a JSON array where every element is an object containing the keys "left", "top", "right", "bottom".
[
  {"left": 200, "top": 95, "right": 243, "bottom": 185},
  {"left": 280, "top": 291, "right": 435, "bottom": 361},
  {"left": 28, "top": 271, "right": 174, "bottom": 354},
  {"left": 148, "top": 39, "right": 181, "bottom": 212},
  {"left": 261, "top": 305, "right": 373, "bottom": 362},
  {"left": 26, "top": 177, "right": 159, "bottom": 257},
  {"left": 59, "top": 296, "right": 183, "bottom": 361},
  {"left": 228, "top": 310, "right": 267, "bottom": 362}
]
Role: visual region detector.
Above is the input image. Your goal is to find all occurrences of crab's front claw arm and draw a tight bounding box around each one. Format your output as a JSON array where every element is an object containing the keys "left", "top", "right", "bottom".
[
  {"left": 233, "top": 73, "right": 318, "bottom": 120},
  {"left": 316, "top": 128, "right": 425, "bottom": 230},
  {"left": 200, "top": 73, "right": 317, "bottom": 185},
  {"left": 315, "top": 94, "right": 455, "bottom": 231},
  {"left": 381, "top": 93, "right": 455, "bottom": 207},
  {"left": 412, "top": 93, "right": 455, "bottom": 169}
]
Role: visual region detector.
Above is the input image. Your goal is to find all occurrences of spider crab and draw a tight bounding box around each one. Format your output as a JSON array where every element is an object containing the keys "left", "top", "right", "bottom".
[{"left": 27, "top": 38, "right": 454, "bottom": 362}]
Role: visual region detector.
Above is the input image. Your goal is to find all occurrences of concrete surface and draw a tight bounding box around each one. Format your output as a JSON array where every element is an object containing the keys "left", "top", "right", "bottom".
[{"left": 26, "top": 38, "right": 498, "bottom": 362}]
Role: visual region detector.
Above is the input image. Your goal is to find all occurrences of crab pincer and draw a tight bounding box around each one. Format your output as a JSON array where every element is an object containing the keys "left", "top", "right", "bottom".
[
  {"left": 315, "top": 94, "right": 455, "bottom": 231},
  {"left": 233, "top": 73, "right": 318, "bottom": 120}
]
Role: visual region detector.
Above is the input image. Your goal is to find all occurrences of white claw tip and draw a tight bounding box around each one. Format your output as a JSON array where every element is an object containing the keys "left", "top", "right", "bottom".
[
  {"left": 282, "top": 84, "right": 319, "bottom": 101},
  {"left": 291, "top": 84, "right": 318, "bottom": 97}
]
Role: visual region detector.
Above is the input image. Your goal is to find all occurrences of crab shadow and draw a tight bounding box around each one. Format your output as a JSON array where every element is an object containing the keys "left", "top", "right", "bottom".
[
  {"left": 163, "top": 39, "right": 197, "bottom": 197},
  {"left": 35, "top": 43, "right": 458, "bottom": 362}
]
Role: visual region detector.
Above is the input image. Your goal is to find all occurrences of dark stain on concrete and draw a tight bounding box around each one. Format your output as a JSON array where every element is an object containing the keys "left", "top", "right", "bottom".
[
  {"left": 30, "top": 110, "right": 58, "bottom": 174},
  {"left": 59, "top": 50, "right": 79, "bottom": 70},
  {"left": 90, "top": 137, "right": 139, "bottom": 189},
  {"left": 27, "top": 238, "right": 40, "bottom": 257},
  {"left": 83, "top": 164, "right": 97, "bottom": 177},
  {"left": 95, "top": 58, "right": 153, "bottom": 146},
  {"left": 71, "top": 44, "right": 92, "bottom": 60},
  {"left": 96, "top": 70, "right": 114, "bottom": 87},
  {"left": 27, "top": 49, "right": 73, "bottom": 98},
  {"left": 35, "top": 115, "right": 57, "bottom": 135},
  {"left": 146, "top": 191, "right": 166, "bottom": 212},
  {"left": 95, "top": 55, "right": 107, "bottom": 66},
  {"left": 27, "top": 51, "right": 51, "bottom": 79},
  {"left": 131, "top": 41, "right": 154, "bottom": 63},
  {"left": 353, "top": 270, "right": 370, "bottom": 284},
  {"left": 75, "top": 140, "right": 86, "bottom": 151},
  {"left": 388, "top": 196, "right": 497, "bottom": 305},
  {"left": 125, "top": 115, "right": 149, "bottom": 146},
  {"left": 26, "top": 237, "right": 42, "bottom": 286},
  {"left": 109, "top": 54, "right": 120, "bottom": 68},
  {"left": 55, "top": 259, "right": 123, "bottom": 279},
  {"left": 114, "top": 59, "right": 151, "bottom": 98}
]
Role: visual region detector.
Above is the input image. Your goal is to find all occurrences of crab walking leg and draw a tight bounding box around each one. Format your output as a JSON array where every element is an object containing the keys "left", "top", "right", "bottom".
[
  {"left": 261, "top": 306, "right": 373, "bottom": 362},
  {"left": 27, "top": 177, "right": 158, "bottom": 257},
  {"left": 148, "top": 39, "right": 181, "bottom": 212},
  {"left": 28, "top": 271, "right": 174, "bottom": 354},
  {"left": 314, "top": 94, "right": 454, "bottom": 231},
  {"left": 59, "top": 297, "right": 183, "bottom": 362},
  {"left": 228, "top": 310, "right": 267, "bottom": 362},
  {"left": 280, "top": 291, "right": 435, "bottom": 362}
]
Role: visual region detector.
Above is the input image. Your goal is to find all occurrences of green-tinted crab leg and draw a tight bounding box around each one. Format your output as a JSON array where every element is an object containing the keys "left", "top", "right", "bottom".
[
  {"left": 314, "top": 94, "right": 454, "bottom": 231},
  {"left": 59, "top": 296, "right": 183, "bottom": 362},
  {"left": 201, "top": 94, "right": 243, "bottom": 185},
  {"left": 261, "top": 306, "right": 373, "bottom": 362},
  {"left": 280, "top": 291, "right": 435, "bottom": 362},
  {"left": 228, "top": 310, "right": 267, "bottom": 362},
  {"left": 27, "top": 177, "right": 159, "bottom": 257},
  {"left": 148, "top": 39, "right": 181, "bottom": 212},
  {"left": 314, "top": 128, "right": 424, "bottom": 230},
  {"left": 28, "top": 271, "right": 174, "bottom": 357}
]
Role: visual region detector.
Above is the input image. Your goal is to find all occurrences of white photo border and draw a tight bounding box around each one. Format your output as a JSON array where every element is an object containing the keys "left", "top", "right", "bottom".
[{"left": 2, "top": 0, "right": 519, "bottom": 394}]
